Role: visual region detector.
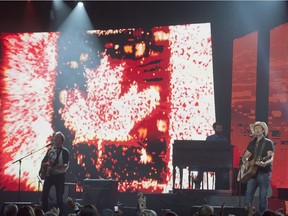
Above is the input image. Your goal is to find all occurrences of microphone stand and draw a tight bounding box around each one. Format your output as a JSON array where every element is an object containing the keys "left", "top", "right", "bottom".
[
  {"left": 69, "top": 171, "right": 83, "bottom": 192},
  {"left": 37, "top": 175, "right": 43, "bottom": 204},
  {"left": 237, "top": 136, "right": 255, "bottom": 207},
  {"left": 238, "top": 157, "right": 242, "bottom": 207},
  {"left": 12, "top": 143, "right": 52, "bottom": 201}
]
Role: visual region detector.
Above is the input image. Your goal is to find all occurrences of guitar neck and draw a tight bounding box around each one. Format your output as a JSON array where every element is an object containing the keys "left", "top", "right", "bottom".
[{"left": 257, "top": 155, "right": 271, "bottom": 162}]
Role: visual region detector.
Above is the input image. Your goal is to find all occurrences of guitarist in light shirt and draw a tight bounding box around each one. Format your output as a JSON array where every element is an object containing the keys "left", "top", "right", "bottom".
[
  {"left": 241, "top": 121, "right": 274, "bottom": 214},
  {"left": 39, "top": 131, "right": 70, "bottom": 216}
]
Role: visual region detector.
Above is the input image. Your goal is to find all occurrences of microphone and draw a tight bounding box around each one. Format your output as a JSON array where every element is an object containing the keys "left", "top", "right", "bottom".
[
  {"left": 45, "top": 142, "right": 54, "bottom": 147},
  {"left": 249, "top": 133, "right": 256, "bottom": 137}
]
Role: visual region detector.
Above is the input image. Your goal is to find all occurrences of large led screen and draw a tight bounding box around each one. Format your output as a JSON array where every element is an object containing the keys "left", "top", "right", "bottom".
[{"left": 0, "top": 23, "right": 216, "bottom": 193}]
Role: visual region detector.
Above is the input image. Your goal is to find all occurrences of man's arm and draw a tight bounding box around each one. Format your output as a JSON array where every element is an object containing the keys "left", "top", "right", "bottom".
[
  {"left": 255, "top": 150, "right": 274, "bottom": 167},
  {"left": 242, "top": 150, "right": 252, "bottom": 165}
]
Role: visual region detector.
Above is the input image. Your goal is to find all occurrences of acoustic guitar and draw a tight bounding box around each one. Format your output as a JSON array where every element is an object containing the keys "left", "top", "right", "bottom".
[
  {"left": 237, "top": 155, "right": 271, "bottom": 183},
  {"left": 39, "top": 163, "right": 52, "bottom": 180}
]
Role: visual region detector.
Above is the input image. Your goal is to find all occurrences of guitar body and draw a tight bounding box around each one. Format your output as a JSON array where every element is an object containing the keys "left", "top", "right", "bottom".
[
  {"left": 237, "top": 155, "right": 271, "bottom": 183},
  {"left": 39, "top": 163, "right": 51, "bottom": 180},
  {"left": 238, "top": 159, "right": 258, "bottom": 183}
]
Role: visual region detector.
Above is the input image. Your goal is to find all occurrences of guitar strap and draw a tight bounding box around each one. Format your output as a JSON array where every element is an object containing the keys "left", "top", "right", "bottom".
[
  {"left": 52, "top": 148, "right": 62, "bottom": 168},
  {"left": 254, "top": 139, "right": 266, "bottom": 161}
]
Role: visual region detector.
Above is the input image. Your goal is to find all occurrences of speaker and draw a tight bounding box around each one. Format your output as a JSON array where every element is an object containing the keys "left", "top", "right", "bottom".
[
  {"left": 48, "top": 182, "right": 76, "bottom": 204},
  {"left": 83, "top": 179, "right": 118, "bottom": 211},
  {"left": 278, "top": 188, "right": 288, "bottom": 200},
  {"left": 191, "top": 205, "right": 248, "bottom": 216}
]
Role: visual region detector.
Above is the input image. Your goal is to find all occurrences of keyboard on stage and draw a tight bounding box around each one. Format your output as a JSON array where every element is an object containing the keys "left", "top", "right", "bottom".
[{"left": 172, "top": 140, "right": 233, "bottom": 192}]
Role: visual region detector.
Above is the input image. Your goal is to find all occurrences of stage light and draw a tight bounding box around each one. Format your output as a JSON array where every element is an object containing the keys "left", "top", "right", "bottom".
[{"left": 57, "top": 0, "right": 93, "bottom": 32}]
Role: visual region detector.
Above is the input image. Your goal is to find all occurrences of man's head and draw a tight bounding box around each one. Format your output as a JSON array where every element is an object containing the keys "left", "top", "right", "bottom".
[
  {"left": 53, "top": 131, "right": 65, "bottom": 148},
  {"left": 198, "top": 205, "right": 214, "bottom": 216},
  {"left": 79, "top": 204, "right": 100, "bottom": 216},
  {"left": 34, "top": 208, "right": 44, "bottom": 216},
  {"left": 3, "top": 203, "right": 18, "bottom": 216},
  {"left": 138, "top": 192, "right": 147, "bottom": 210},
  {"left": 17, "top": 205, "right": 35, "bottom": 216},
  {"left": 251, "top": 121, "right": 268, "bottom": 137},
  {"left": 139, "top": 209, "right": 157, "bottom": 216},
  {"left": 212, "top": 122, "right": 223, "bottom": 136}
]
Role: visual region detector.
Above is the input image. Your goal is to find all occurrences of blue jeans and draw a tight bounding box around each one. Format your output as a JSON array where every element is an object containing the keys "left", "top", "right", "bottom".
[{"left": 244, "top": 172, "right": 271, "bottom": 214}]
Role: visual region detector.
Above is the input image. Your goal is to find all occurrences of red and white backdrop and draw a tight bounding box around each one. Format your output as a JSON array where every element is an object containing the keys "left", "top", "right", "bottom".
[
  {"left": 231, "top": 23, "right": 288, "bottom": 190},
  {"left": 0, "top": 23, "right": 216, "bottom": 193}
]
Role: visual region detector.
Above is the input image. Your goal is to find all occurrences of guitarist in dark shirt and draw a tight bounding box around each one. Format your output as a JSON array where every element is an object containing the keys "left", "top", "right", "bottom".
[
  {"left": 39, "top": 131, "right": 70, "bottom": 216},
  {"left": 241, "top": 121, "right": 274, "bottom": 214}
]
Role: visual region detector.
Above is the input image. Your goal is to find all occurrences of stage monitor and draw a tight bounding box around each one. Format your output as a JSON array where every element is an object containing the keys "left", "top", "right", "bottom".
[{"left": 83, "top": 179, "right": 118, "bottom": 210}]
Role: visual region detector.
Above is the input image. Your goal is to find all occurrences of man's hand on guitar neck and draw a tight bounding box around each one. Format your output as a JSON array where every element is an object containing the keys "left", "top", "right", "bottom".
[{"left": 255, "top": 154, "right": 273, "bottom": 168}]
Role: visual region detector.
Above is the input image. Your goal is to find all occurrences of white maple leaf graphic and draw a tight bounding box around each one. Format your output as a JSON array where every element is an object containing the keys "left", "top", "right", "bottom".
[{"left": 59, "top": 56, "right": 160, "bottom": 145}]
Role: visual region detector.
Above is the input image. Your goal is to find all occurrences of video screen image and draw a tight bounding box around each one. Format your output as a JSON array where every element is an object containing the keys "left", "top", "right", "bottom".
[{"left": 0, "top": 23, "right": 215, "bottom": 193}]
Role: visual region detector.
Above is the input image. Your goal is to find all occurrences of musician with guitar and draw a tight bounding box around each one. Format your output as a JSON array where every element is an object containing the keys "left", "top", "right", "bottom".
[
  {"left": 240, "top": 121, "right": 274, "bottom": 214},
  {"left": 39, "top": 131, "right": 70, "bottom": 216}
]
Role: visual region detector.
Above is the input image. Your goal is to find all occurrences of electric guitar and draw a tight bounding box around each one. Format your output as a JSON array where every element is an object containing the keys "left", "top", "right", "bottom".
[{"left": 237, "top": 155, "right": 271, "bottom": 183}]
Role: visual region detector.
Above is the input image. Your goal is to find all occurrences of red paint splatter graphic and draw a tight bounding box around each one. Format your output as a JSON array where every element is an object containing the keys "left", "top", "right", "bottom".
[{"left": 0, "top": 32, "right": 59, "bottom": 191}]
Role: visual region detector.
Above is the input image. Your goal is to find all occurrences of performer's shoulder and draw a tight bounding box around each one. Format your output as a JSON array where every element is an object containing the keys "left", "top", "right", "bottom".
[
  {"left": 62, "top": 146, "right": 70, "bottom": 152},
  {"left": 264, "top": 138, "right": 274, "bottom": 144}
]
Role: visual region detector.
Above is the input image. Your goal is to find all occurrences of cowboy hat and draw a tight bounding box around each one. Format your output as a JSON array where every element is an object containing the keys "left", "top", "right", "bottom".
[{"left": 250, "top": 121, "right": 269, "bottom": 137}]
